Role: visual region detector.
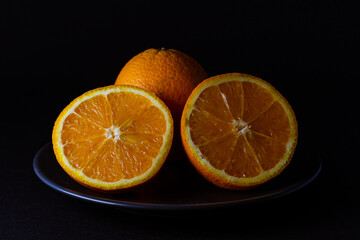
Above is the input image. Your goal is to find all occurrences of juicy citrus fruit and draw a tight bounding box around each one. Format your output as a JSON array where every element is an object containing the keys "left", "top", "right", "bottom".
[
  {"left": 181, "top": 73, "right": 298, "bottom": 190},
  {"left": 52, "top": 85, "right": 173, "bottom": 191},
  {"left": 115, "top": 48, "right": 207, "bottom": 160},
  {"left": 115, "top": 48, "right": 207, "bottom": 122}
]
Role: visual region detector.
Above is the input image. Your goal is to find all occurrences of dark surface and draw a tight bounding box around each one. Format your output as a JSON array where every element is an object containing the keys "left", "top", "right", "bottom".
[
  {"left": 1, "top": 1, "right": 359, "bottom": 239},
  {"left": 33, "top": 142, "right": 321, "bottom": 211}
]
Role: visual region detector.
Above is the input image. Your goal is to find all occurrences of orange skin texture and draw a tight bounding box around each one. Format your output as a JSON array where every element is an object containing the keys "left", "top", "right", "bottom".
[
  {"left": 115, "top": 48, "right": 207, "bottom": 160},
  {"left": 115, "top": 48, "right": 208, "bottom": 123}
]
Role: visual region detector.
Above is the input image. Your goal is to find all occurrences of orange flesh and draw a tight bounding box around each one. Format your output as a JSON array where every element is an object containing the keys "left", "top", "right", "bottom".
[
  {"left": 61, "top": 92, "right": 166, "bottom": 182},
  {"left": 189, "top": 81, "right": 291, "bottom": 178}
]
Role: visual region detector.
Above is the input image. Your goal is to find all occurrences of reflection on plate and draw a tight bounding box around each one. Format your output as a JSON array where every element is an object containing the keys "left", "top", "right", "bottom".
[{"left": 33, "top": 142, "right": 321, "bottom": 212}]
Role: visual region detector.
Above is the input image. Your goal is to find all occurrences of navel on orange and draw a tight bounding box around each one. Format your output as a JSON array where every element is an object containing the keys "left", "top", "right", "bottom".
[
  {"left": 52, "top": 85, "right": 173, "bottom": 191},
  {"left": 181, "top": 73, "right": 298, "bottom": 190}
]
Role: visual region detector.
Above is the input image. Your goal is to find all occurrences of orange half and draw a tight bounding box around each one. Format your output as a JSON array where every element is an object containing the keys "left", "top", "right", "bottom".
[
  {"left": 52, "top": 85, "right": 173, "bottom": 191},
  {"left": 181, "top": 73, "right": 297, "bottom": 190}
]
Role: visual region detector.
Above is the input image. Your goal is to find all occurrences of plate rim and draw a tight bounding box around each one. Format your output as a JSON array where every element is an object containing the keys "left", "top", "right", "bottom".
[{"left": 33, "top": 142, "right": 322, "bottom": 211}]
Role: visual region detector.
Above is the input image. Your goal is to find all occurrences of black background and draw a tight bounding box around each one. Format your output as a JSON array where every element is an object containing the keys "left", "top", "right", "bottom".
[{"left": 1, "top": 1, "right": 359, "bottom": 239}]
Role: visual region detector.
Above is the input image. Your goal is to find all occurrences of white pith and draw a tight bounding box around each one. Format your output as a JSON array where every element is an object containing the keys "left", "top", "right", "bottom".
[
  {"left": 184, "top": 75, "right": 297, "bottom": 186},
  {"left": 53, "top": 86, "right": 173, "bottom": 190}
]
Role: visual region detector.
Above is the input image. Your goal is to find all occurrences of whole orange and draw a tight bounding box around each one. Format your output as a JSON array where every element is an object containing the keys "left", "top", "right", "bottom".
[{"left": 115, "top": 48, "right": 208, "bottom": 123}]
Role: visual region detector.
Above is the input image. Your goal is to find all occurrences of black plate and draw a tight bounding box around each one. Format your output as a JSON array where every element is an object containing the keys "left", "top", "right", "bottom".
[{"left": 33, "top": 142, "right": 321, "bottom": 212}]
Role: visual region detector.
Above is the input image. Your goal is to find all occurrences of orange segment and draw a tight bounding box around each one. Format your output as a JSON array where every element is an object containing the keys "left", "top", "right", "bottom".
[
  {"left": 181, "top": 73, "right": 297, "bottom": 190},
  {"left": 52, "top": 85, "right": 173, "bottom": 191},
  {"left": 246, "top": 131, "right": 287, "bottom": 171},
  {"left": 193, "top": 85, "right": 234, "bottom": 122},
  {"left": 121, "top": 105, "right": 167, "bottom": 135},
  {"left": 61, "top": 113, "right": 106, "bottom": 144},
  {"left": 242, "top": 81, "right": 275, "bottom": 122},
  {"left": 198, "top": 132, "right": 238, "bottom": 170},
  {"left": 63, "top": 136, "right": 106, "bottom": 170},
  {"left": 189, "top": 108, "right": 234, "bottom": 146},
  {"left": 107, "top": 91, "right": 151, "bottom": 127},
  {"left": 217, "top": 81, "right": 244, "bottom": 121},
  {"left": 82, "top": 139, "right": 121, "bottom": 182},
  {"left": 248, "top": 101, "right": 291, "bottom": 143},
  {"left": 74, "top": 95, "right": 113, "bottom": 128},
  {"left": 224, "top": 135, "right": 263, "bottom": 178},
  {"left": 115, "top": 140, "right": 153, "bottom": 179},
  {"left": 119, "top": 133, "right": 164, "bottom": 159}
]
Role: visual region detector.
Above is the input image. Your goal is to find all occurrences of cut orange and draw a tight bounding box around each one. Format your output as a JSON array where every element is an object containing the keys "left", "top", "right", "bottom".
[
  {"left": 115, "top": 48, "right": 207, "bottom": 161},
  {"left": 181, "top": 73, "right": 298, "bottom": 190},
  {"left": 52, "top": 85, "right": 173, "bottom": 191}
]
